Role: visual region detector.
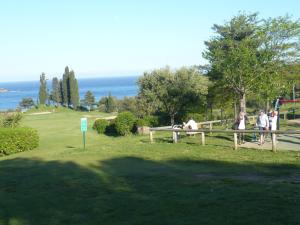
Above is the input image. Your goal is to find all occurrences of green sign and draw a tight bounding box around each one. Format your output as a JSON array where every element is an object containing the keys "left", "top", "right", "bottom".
[{"left": 81, "top": 118, "right": 87, "bottom": 132}]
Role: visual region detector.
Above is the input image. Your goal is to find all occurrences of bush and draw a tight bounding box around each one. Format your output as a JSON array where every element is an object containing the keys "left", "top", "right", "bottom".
[
  {"left": 0, "top": 127, "right": 39, "bottom": 155},
  {"left": 115, "top": 111, "right": 137, "bottom": 136},
  {"left": 144, "top": 115, "right": 160, "bottom": 127},
  {"left": 93, "top": 119, "right": 109, "bottom": 134},
  {"left": 0, "top": 113, "right": 23, "bottom": 128},
  {"left": 105, "top": 119, "right": 117, "bottom": 135},
  {"left": 136, "top": 115, "right": 160, "bottom": 127}
]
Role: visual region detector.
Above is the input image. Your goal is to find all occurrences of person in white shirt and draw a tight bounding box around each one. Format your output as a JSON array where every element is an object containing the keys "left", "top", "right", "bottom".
[
  {"left": 236, "top": 112, "right": 248, "bottom": 144},
  {"left": 256, "top": 110, "right": 269, "bottom": 145},
  {"left": 271, "top": 111, "right": 278, "bottom": 131},
  {"left": 183, "top": 118, "right": 198, "bottom": 136}
]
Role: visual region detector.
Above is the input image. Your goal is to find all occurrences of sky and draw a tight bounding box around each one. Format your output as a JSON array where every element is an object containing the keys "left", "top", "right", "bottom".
[{"left": 0, "top": 0, "right": 299, "bottom": 82}]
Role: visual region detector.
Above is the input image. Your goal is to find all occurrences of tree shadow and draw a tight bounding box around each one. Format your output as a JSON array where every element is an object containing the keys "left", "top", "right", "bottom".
[{"left": 0, "top": 157, "right": 300, "bottom": 225}]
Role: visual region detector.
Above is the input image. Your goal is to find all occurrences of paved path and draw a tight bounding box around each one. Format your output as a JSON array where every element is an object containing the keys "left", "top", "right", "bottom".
[{"left": 241, "top": 134, "right": 300, "bottom": 151}]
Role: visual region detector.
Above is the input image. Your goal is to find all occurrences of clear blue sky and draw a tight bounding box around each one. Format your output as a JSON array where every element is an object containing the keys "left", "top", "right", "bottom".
[{"left": 0, "top": 0, "right": 299, "bottom": 81}]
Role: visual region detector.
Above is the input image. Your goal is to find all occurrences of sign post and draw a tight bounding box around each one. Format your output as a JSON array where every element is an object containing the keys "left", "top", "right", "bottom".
[{"left": 81, "top": 118, "right": 88, "bottom": 150}]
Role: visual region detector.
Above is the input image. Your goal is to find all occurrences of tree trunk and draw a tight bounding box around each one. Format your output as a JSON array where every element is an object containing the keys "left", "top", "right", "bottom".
[
  {"left": 266, "top": 98, "right": 270, "bottom": 112},
  {"left": 234, "top": 99, "right": 237, "bottom": 120},
  {"left": 239, "top": 92, "right": 246, "bottom": 113},
  {"left": 170, "top": 114, "right": 175, "bottom": 126}
]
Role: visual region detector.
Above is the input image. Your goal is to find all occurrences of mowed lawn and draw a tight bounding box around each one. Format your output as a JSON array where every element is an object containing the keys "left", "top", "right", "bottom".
[{"left": 1, "top": 111, "right": 300, "bottom": 225}]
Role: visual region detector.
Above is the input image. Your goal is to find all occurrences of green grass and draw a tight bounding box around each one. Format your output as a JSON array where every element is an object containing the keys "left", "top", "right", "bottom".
[{"left": 1, "top": 111, "right": 300, "bottom": 225}]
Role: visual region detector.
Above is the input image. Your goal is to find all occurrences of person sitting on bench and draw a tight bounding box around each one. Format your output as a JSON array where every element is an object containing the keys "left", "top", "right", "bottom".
[{"left": 183, "top": 118, "right": 198, "bottom": 135}]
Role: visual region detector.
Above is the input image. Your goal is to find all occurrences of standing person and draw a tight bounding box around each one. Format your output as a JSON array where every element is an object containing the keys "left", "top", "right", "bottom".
[
  {"left": 271, "top": 111, "right": 278, "bottom": 131},
  {"left": 236, "top": 112, "right": 248, "bottom": 144},
  {"left": 256, "top": 110, "right": 269, "bottom": 145},
  {"left": 266, "top": 110, "right": 273, "bottom": 140}
]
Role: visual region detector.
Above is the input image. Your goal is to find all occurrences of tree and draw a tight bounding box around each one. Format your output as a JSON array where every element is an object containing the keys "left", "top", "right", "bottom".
[
  {"left": 62, "top": 66, "right": 70, "bottom": 106},
  {"left": 118, "top": 96, "right": 137, "bottom": 114},
  {"left": 99, "top": 93, "right": 117, "bottom": 113},
  {"left": 69, "top": 70, "right": 80, "bottom": 109},
  {"left": 138, "top": 66, "right": 210, "bottom": 125},
  {"left": 19, "top": 98, "right": 35, "bottom": 109},
  {"left": 84, "top": 90, "right": 95, "bottom": 110},
  {"left": 59, "top": 79, "right": 64, "bottom": 105},
  {"left": 50, "top": 77, "right": 62, "bottom": 105},
  {"left": 39, "top": 73, "right": 48, "bottom": 105},
  {"left": 204, "top": 13, "right": 300, "bottom": 112}
]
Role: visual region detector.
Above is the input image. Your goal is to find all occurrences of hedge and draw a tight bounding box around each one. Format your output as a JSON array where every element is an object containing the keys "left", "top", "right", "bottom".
[
  {"left": 115, "top": 112, "right": 137, "bottom": 136},
  {"left": 93, "top": 119, "right": 109, "bottom": 134},
  {"left": 0, "top": 127, "right": 39, "bottom": 155}
]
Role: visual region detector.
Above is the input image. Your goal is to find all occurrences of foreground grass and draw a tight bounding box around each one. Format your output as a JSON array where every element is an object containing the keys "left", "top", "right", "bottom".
[{"left": 0, "top": 111, "right": 300, "bottom": 225}]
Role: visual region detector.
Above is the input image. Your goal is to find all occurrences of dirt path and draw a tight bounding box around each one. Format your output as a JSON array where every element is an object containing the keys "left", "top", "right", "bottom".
[
  {"left": 28, "top": 112, "right": 53, "bottom": 116},
  {"left": 241, "top": 134, "right": 300, "bottom": 151}
]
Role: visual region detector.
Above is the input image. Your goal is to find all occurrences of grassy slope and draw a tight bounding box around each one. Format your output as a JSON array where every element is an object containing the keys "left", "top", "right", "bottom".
[{"left": 0, "top": 110, "right": 300, "bottom": 225}]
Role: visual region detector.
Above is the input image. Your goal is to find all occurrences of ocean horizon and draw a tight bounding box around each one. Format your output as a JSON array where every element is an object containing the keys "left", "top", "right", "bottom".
[{"left": 0, "top": 76, "right": 139, "bottom": 111}]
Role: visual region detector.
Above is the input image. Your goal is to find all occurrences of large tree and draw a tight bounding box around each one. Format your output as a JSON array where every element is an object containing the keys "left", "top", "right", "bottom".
[
  {"left": 62, "top": 66, "right": 70, "bottom": 106},
  {"left": 50, "top": 77, "right": 62, "bottom": 105},
  {"left": 204, "top": 13, "right": 300, "bottom": 112},
  {"left": 69, "top": 70, "right": 80, "bottom": 109},
  {"left": 39, "top": 73, "right": 48, "bottom": 105},
  {"left": 83, "top": 90, "right": 95, "bottom": 111},
  {"left": 138, "top": 66, "right": 210, "bottom": 125}
]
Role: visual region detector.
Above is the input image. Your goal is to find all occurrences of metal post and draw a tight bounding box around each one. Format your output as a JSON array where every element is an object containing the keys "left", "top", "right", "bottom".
[{"left": 83, "top": 131, "right": 86, "bottom": 150}]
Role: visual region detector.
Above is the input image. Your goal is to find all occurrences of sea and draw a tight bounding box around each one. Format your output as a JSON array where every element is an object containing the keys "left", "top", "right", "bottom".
[{"left": 0, "top": 76, "right": 139, "bottom": 111}]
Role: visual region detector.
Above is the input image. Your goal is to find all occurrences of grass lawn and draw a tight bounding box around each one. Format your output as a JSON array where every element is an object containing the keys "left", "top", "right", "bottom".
[{"left": 0, "top": 110, "right": 300, "bottom": 225}]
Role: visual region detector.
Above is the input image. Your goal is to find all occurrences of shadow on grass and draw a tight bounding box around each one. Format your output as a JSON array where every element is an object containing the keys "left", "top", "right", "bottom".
[{"left": 0, "top": 157, "right": 300, "bottom": 225}]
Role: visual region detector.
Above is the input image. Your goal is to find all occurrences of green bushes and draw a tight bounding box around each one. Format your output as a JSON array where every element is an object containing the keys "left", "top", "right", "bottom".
[
  {"left": 136, "top": 115, "right": 160, "bottom": 127},
  {"left": 93, "top": 119, "right": 109, "bottom": 134},
  {"left": 0, "top": 127, "right": 39, "bottom": 155},
  {"left": 114, "top": 112, "right": 137, "bottom": 136},
  {"left": 0, "top": 113, "right": 23, "bottom": 128}
]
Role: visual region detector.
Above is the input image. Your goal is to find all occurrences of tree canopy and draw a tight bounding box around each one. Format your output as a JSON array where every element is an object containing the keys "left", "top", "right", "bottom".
[
  {"left": 138, "top": 66, "right": 210, "bottom": 125},
  {"left": 204, "top": 13, "right": 300, "bottom": 112}
]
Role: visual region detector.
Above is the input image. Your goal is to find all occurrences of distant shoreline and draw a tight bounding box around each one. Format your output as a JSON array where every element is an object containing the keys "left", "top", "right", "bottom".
[{"left": 0, "top": 88, "right": 9, "bottom": 93}]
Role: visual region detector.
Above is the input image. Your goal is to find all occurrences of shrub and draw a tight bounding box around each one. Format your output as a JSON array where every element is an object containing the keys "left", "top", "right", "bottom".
[
  {"left": 0, "top": 127, "right": 39, "bottom": 155},
  {"left": 115, "top": 111, "right": 137, "bottom": 136},
  {"left": 105, "top": 119, "right": 117, "bottom": 135},
  {"left": 93, "top": 119, "right": 109, "bottom": 134},
  {"left": 144, "top": 115, "right": 160, "bottom": 127},
  {"left": 0, "top": 113, "right": 23, "bottom": 128}
]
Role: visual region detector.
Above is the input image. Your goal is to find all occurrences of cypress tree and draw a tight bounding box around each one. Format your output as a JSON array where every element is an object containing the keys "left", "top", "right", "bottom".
[
  {"left": 69, "top": 70, "right": 80, "bottom": 109},
  {"left": 62, "top": 66, "right": 70, "bottom": 106},
  {"left": 59, "top": 79, "right": 64, "bottom": 105},
  {"left": 51, "top": 77, "right": 61, "bottom": 105},
  {"left": 39, "top": 73, "right": 48, "bottom": 105}
]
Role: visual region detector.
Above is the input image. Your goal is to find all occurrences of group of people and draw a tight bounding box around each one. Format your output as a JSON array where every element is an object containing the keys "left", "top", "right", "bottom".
[{"left": 236, "top": 110, "right": 278, "bottom": 145}]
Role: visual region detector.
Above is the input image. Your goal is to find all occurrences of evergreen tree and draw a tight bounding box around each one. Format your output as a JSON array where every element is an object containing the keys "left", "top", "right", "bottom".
[
  {"left": 84, "top": 90, "right": 95, "bottom": 111},
  {"left": 39, "top": 73, "right": 48, "bottom": 105},
  {"left": 59, "top": 79, "right": 64, "bottom": 105},
  {"left": 19, "top": 98, "right": 35, "bottom": 109},
  {"left": 51, "top": 77, "right": 61, "bottom": 105},
  {"left": 105, "top": 93, "right": 117, "bottom": 113},
  {"left": 69, "top": 70, "right": 80, "bottom": 109},
  {"left": 62, "top": 66, "right": 70, "bottom": 106}
]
